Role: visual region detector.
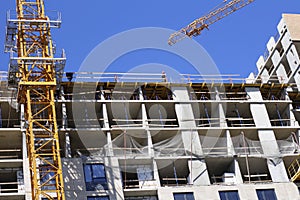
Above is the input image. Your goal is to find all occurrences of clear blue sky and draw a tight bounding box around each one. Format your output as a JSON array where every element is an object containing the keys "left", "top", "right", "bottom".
[{"left": 0, "top": 0, "right": 300, "bottom": 78}]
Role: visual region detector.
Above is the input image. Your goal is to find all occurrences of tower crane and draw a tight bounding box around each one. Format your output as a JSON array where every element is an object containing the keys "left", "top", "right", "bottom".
[
  {"left": 5, "top": 0, "right": 66, "bottom": 199},
  {"left": 168, "top": 0, "right": 255, "bottom": 45}
]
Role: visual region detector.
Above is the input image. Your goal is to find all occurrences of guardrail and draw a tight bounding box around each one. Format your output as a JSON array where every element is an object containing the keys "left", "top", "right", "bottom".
[{"left": 288, "top": 158, "right": 300, "bottom": 181}]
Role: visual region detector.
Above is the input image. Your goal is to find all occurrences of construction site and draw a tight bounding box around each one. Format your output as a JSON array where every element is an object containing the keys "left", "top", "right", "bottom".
[{"left": 1, "top": 0, "right": 300, "bottom": 200}]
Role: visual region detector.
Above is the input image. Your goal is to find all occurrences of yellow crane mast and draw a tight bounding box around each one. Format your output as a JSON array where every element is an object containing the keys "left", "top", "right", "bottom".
[
  {"left": 5, "top": 0, "right": 66, "bottom": 199},
  {"left": 168, "top": 0, "right": 255, "bottom": 45}
]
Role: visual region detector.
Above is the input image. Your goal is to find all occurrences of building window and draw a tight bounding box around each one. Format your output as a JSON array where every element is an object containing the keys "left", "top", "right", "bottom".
[
  {"left": 219, "top": 191, "right": 240, "bottom": 200},
  {"left": 84, "top": 164, "right": 108, "bottom": 191},
  {"left": 173, "top": 192, "right": 195, "bottom": 200},
  {"left": 256, "top": 189, "right": 277, "bottom": 200},
  {"left": 87, "top": 197, "right": 109, "bottom": 200},
  {"left": 125, "top": 196, "right": 157, "bottom": 200}
]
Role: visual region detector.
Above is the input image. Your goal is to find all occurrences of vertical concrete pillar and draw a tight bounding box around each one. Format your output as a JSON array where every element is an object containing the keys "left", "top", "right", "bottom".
[
  {"left": 246, "top": 87, "right": 289, "bottom": 182},
  {"left": 141, "top": 95, "right": 154, "bottom": 156},
  {"left": 101, "top": 86, "right": 110, "bottom": 129},
  {"left": 172, "top": 86, "right": 210, "bottom": 186},
  {"left": 152, "top": 159, "right": 161, "bottom": 187},
  {"left": 188, "top": 159, "right": 210, "bottom": 186},
  {"left": 276, "top": 64, "right": 288, "bottom": 83},
  {"left": 21, "top": 104, "right": 32, "bottom": 200},
  {"left": 106, "top": 131, "right": 113, "bottom": 157},
  {"left": 104, "top": 157, "right": 124, "bottom": 200},
  {"left": 215, "top": 87, "right": 227, "bottom": 127},
  {"left": 138, "top": 86, "right": 144, "bottom": 101},
  {"left": 226, "top": 130, "right": 234, "bottom": 156},
  {"left": 271, "top": 50, "right": 281, "bottom": 70},
  {"left": 61, "top": 87, "right": 71, "bottom": 158},
  {"left": 233, "top": 159, "right": 244, "bottom": 184}
]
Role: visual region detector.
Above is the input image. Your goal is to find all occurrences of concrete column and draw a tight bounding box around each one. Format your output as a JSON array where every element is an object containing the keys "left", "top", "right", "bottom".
[
  {"left": 21, "top": 104, "right": 32, "bottom": 200},
  {"left": 106, "top": 131, "right": 113, "bottom": 157},
  {"left": 271, "top": 50, "right": 281, "bottom": 70},
  {"left": 261, "top": 69, "right": 270, "bottom": 83},
  {"left": 256, "top": 56, "right": 265, "bottom": 72},
  {"left": 141, "top": 103, "right": 153, "bottom": 156},
  {"left": 172, "top": 87, "right": 202, "bottom": 155},
  {"left": 153, "top": 159, "right": 161, "bottom": 187},
  {"left": 100, "top": 86, "right": 110, "bottom": 129},
  {"left": 142, "top": 103, "right": 147, "bottom": 128},
  {"left": 232, "top": 159, "right": 243, "bottom": 184},
  {"left": 104, "top": 157, "right": 124, "bottom": 200},
  {"left": 226, "top": 130, "right": 234, "bottom": 156},
  {"left": 281, "top": 31, "right": 300, "bottom": 80},
  {"left": 138, "top": 86, "right": 144, "bottom": 101},
  {"left": 60, "top": 87, "right": 72, "bottom": 158},
  {"left": 63, "top": 109, "right": 71, "bottom": 157},
  {"left": 276, "top": 64, "right": 288, "bottom": 83},
  {"left": 188, "top": 159, "right": 210, "bottom": 186},
  {"left": 102, "top": 104, "right": 110, "bottom": 130},
  {"left": 172, "top": 86, "right": 210, "bottom": 186},
  {"left": 287, "top": 104, "right": 299, "bottom": 127},
  {"left": 246, "top": 87, "right": 289, "bottom": 182}
]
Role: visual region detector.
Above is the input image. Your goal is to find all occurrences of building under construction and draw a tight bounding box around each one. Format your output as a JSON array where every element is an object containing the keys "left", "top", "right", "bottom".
[{"left": 1, "top": 1, "right": 300, "bottom": 200}]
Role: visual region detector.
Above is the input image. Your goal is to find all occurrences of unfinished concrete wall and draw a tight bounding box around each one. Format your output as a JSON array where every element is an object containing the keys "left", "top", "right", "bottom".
[{"left": 282, "top": 14, "right": 300, "bottom": 41}]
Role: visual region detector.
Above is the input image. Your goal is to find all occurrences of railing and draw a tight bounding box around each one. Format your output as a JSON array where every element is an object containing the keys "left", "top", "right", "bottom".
[
  {"left": 123, "top": 179, "right": 157, "bottom": 189},
  {"left": 195, "top": 118, "right": 220, "bottom": 127},
  {"left": 202, "top": 146, "right": 263, "bottom": 156},
  {"left": 0, "top": 181, "right": 23, "bottom": 193},
  {"left": 74, "top": 145, "right": 267, "bottom": 158},
  {"left": 61, "top": 72, "right": 259, "bottom": 84},
  {"left": 288, "top": 158, "right": 300, "bottom": 181},
  {"left": 0, "top": 72, "right": 9, "bottom": 81},
  {"left": 211, "top": 174, "right": 235, "bottom": 184},
  {"left": 147, "top": 119, "right": 179, "bottom": 128},
  {"left": 278, "top": 145, "right": 299, "bottom": 155},
  {"left": 219, "top": 92, "right": 250, "bottom": 100},
  {"left": 153, "top": 147, "right": 187, "bottom": 157},
  {"left": 234, "top": 146, "right": 263, "bottom": 155},
  {"left": 161, "top": 177, "right": 188, "bottom": 186},
  {"left": 202, "top": 147, "right": 229, "bottom": 156},
  {"left": 0, "top": 149, "right": 22, "bottom": 159},
  {"left": 64, "top": 118, "right": 105, "bottom": 129},
  {"left": 270, "top": 119, "right": 293, "bottom": 126},
  {"left": 243, "top": 174, "right": 272, "bottom": 183},
  {"left": 195, "top": 118, "right": 256, "bottom": 127},
  {"left": 0, "top": 119, "right": 20, "bottom": 128},
  {"left": 112, "top": 147, "right": 148, "bottom": 156},
  {"left": 226, "top": 118, "right": 255, "bottom": 127},
  {"left": 7, "top": 10, "right": 62, "bottom": 28},
  {"left": 111, "top": 119, "right": 143, "bottom": 128}
]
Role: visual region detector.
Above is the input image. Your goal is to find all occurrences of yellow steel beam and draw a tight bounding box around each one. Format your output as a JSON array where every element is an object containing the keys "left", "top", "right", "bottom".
[{"left": 16, "top": 0, "right": 65, "bottom": 199}]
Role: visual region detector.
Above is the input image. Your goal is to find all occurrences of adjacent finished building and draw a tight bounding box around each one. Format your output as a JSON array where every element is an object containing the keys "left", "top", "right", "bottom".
[{"left": 0, "top": 14, "right": 300, "bottom": 200}]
